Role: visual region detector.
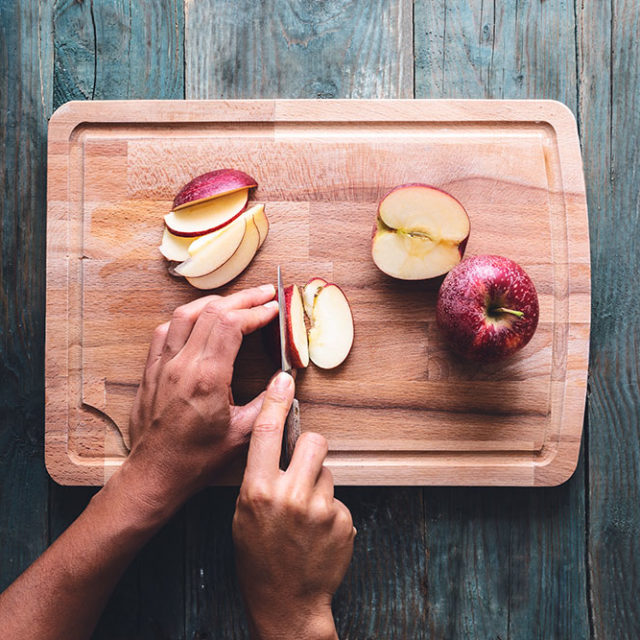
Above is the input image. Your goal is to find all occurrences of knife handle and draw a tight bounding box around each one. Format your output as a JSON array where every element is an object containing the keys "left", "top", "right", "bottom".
[{"left": 280, "top": 398, "right": 301, "bottom": 469}]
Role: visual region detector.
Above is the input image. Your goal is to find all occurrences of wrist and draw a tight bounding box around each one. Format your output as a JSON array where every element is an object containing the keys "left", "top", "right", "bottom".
[{"left": 248, "top": 604, "right": 337, "bottom": 640}]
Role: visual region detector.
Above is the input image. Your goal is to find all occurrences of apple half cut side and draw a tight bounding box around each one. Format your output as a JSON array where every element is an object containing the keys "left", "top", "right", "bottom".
[
  {"left": 302, "top": 277, "right": 328, "bottom": 317},
  {"left": 173, "top": 212, "right": 248, "bottom": 278},
  {"left": 173, "top": 169, "right": 257, "bottom": 210},
  {"left": 371, "top": 184, "right": 470, "bottom": 280},
  {"left": 307, "top": 284, "right": 354, "bottom": 369},
  {"left": 159, "top": 227, "right": 199, "bottom": 262},
  {"left": 164, "top": 188, "right": 249, "bottom": 237},
  {"left": 185, "top": 213, "right": 261, "bottom": 290},
  {"left": 284, "top": 285, "right": 309, "bottom": 368}
]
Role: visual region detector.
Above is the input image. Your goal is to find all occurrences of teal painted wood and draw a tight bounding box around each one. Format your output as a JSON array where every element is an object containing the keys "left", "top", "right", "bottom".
[
  {"left": 183, "top": 1, "right": 418, "bottom": 637},
  {"left": 50, "top": 1, "right": 186, "bottom": 638},
  {"left": 579, "top": 0, "right": 640, "bottom": 636},
  {"left": 414, "top": 1, "right": 590, "bottom": 638},
  {"left": 0, "top": 0, "right": 53, "bottom": 590}
]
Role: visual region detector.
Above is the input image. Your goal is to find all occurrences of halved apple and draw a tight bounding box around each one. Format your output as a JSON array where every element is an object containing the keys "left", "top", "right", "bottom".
[
  {"left": 173, "top": 212, "right": 248, "bottom": 278},
  {"left": 371, "top": 184, "right": 470, "bottom": 280},
  {"left": 173, "top": 169, "right": 257, "bottom": 210},
  {"left": 185, "top": 213, "right": 261, "bottom": 290},
  {"left": 302, "top": 277, "right": 328, "bottom": 317},
  {"left": 164, "top": 188, "right": 249, "bottom": 237},
  {"left": 307, "top": 284, "right": 354, "bottom": 369},
  {"left": 284, "top": 285, "right": 309, "bottom": 368},
  {"left": 159, "top": 227, "right": 198, "bottom": 262}
]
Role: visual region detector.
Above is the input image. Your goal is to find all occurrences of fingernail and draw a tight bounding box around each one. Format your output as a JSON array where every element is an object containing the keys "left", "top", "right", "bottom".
[
  {"left": 260, "top": 284, "right": 276, "bottom": 295},
  {"left": 273, "top": 371, "right": 293, "bottom": 392},
  {"left": 264, "top": 300, "right": 279, "bottom": 310},
  {"left": 353, "top": 526, "right": 358, "bottom": 536}
]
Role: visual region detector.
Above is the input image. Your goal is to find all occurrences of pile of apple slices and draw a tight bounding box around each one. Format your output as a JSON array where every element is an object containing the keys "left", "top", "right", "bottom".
[
  {"left": 159, "top": 169, "right": 269, "bottom": 290},
  {"left": 281, "top": 278, "right": 354, "bottom": 370}
]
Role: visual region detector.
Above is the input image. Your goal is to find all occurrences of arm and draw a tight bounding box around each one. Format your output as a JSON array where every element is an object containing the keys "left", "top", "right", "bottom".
[
  {"left": 233, "top": 372, "right": 356, "bottom": 640},
  {"left": 0, "top": 285, "right": 279, "bottom": 640}
]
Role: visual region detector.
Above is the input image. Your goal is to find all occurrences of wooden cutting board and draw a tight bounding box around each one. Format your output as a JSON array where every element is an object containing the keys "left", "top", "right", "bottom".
[{"left": 46, "top": 99, "right": 590, "bottom": 486}]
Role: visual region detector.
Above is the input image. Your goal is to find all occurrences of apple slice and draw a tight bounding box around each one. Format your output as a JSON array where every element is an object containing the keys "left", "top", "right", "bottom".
[
  {"left": 173, "top": 213, "right": 247, "bottom": 278},
  {"left": 164, "top": 188, "right": 249, "bottom": 237},
  {"left": 185, "top": 214, "right": 260, "bottom": 290},
  {"left": 159, "top": 227, "right": 199, "bottom": 262},
  {"left": 284, "top": 285, "right": 309, "bottom": 368},
  {"left": 302, "top": 277, "right": 327, "bottom": 317},
  {"left": 253, "top": 205, "right": 270, "bottom": 248},
  {"left": 173, "top": 169, "right": 257, "bottom": 210},
  {"left": 307, "top": 284, "right": 354, "bottom": 369},
  {"left": 371, "top": 184, "right": 470, "bottom": 280}
]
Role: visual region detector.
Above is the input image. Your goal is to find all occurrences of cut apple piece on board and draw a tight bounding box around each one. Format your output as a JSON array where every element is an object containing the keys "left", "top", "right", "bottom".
[
  {"left": 185, "top": 214, "right": 261, "bottom": 290},
  {"left": 159, "top": 227, "right": 198, "bottom": 262},
  {"left": 284, "top": 285, "right": 309, "bottom": 368},
  {"left": 174, "top": 213, "right": 248, "bottom": 278},
  {"left": 371, "top": 184, "right": 470, "bottom": 280},
  {"left": 173, "top": 169, "right": 257, "bottom": 210},
  {"left": 302, "top": 277, "right": 328, "bottom": 317},
  {"left": 307, "top": 284, "right": 354, "bottom": 369},
  {"left": 164, "top": 188, "right": 249, "bottom": 237},
  {"left": 253, "top": 204, "right": 270, "bottom": 248}
]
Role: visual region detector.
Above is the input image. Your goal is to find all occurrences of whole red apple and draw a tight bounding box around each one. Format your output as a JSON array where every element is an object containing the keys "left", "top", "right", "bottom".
[{"left": 436, "top": 255, "right": 539, "bottom": 362}]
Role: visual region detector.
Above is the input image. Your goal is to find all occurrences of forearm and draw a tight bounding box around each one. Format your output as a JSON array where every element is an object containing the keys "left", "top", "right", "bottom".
[
  {"left": 0, "top": 460, "right": 180, "bottom": 640},
  {"left": 248, "top": 609, "right": 339, "bottom": 640}
]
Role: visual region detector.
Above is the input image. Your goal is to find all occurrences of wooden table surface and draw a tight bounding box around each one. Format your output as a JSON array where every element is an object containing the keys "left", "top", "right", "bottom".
[{"left": 0, "top": 1, "right": 637, "bottom": 638}]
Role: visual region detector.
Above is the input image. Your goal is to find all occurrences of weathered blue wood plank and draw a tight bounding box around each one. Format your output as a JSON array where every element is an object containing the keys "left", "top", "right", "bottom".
[
  {"left": 183, "top": 1, "right": 417, "bottom": 637},
  {"left": 0, "top": 0, "right": 53, "bottom": 591},
  {"left": 414, "top": 1, "right": 590, "bottom": 638},
  {"left": 580, "top": 0, "right": 640, "bottom": 636},
  {"left": 50, "top": 1, "right": 186, "bottom": 638}
]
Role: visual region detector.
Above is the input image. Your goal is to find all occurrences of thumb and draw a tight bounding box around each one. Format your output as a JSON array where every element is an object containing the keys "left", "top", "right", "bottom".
[{"left": 230, "top": 390, "right": 267, "bottom": 437}]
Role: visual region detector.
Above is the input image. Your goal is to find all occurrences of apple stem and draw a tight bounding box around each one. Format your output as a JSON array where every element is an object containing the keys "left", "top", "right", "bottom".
[{"left": 493, "top": 307, "right": 525, "bottom": 318}]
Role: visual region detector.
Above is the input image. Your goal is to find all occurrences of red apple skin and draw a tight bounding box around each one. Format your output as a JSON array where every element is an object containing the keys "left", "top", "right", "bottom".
[
  {"left": 436, "top": 255, "right": 539, "bottom": 362},
  {"left": 378, "top": 182, "right": 467, "bottom": 213},
  {"left": 284, "top": 285, "right": 309, "bottom": 369},
  {"left": 173, "top": 169, "right": 257, "bottom": 210}
]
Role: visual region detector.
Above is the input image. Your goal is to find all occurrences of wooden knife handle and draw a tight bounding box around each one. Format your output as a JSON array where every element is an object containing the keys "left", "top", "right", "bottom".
[{"left": 280, "top": 398, "right": 301, "bottom": 469}]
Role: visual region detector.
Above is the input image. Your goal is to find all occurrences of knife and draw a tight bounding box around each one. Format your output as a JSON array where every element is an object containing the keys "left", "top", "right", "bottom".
[{"left": 277, "top": 266, "right": 301, "bottom": 468}]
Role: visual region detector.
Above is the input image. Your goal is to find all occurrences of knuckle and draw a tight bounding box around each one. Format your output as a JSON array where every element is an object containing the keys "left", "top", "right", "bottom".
[
  {"left": 308, "top": 496, "right": 332, "bottom": 524},
  {"left": 241, "top": 481, "right": 272, "bottom": 508},
  {"left": 172, "top": 306, "right": 192, "bottom": 323},
  {"left": 334, "top": 505, "right": 353, "bottom": 531},
  {"left": 252, "top": 419, "right": 281, "bottom": 434},
  {"left": 153, "top": 323, "right": 169, "bottom": 340},
  {"left": 298, "top": 431, "right": 328, "bottom": 453},
  {"left": 285, "top": 490, "right": 308, "bottom": 518}
]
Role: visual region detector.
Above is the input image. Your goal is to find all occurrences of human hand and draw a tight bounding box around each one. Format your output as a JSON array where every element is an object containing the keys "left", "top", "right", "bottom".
[
  {"left": 123, "top": 285, "right": 279, "bottom": 518},
  {"left": 233, "top": 372, "right": 355, "bottom": 640}
]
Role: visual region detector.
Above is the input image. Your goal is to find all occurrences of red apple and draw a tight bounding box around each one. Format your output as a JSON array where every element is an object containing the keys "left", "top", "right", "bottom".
[
  {"left": 371, "top": 184, "right": 470, "bottom": 280},
  {"left": 436, "top": 255, "right": 539, "bottom": 362},
  {"left": 284, "top": 285, "right": 310, "bottom": 369},
  {"left": 173, "top": 169, "right": 257, "bottom": 210}
]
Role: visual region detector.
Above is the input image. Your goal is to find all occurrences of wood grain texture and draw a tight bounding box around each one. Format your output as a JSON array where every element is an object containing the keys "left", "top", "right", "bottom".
[
  {"left": 580, "top": 0, "right": 640, "bottom": 637},
  {"left": 414, "top": 2, "right": 590, "bottom": 638},
  {"left": 0, "top": 0, "right": 53, "bottom": 590},
  {"left": 49, "top": 2, "right": 186, "bottom": 638},
  {"left": 45, "top": 99, "right": 589, "bottom": 488}
]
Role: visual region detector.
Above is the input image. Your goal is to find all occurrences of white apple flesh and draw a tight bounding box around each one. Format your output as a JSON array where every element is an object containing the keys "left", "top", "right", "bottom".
[
  {"left": 307, "top": 284, "right": 354, "bottom": 369},
  {"left": 371, "top": 184, "right": 470, "bottom": 280},
  {"left": 164, "top": 188, "right": 249, "bottom": 237},
  {"left": 284, "top": 285, "right": 309, "bottom": 368},
  {"left": 436, "top": 254, "right": 539, "bottom": 362},
  {"left": 159, "top": 227, "right": 198, "bottom": 262},
  {"left": 302, "top": 277, "right": 328, "bottom": 317}
]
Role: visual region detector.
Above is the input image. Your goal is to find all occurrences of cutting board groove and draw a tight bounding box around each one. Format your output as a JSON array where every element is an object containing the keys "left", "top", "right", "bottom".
[{"left": 46, "top": 99, "right": 589, "bottom": 486}]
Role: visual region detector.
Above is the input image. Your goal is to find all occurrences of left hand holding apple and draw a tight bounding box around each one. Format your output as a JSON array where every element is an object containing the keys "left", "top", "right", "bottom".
[{"left": 124, "top": 285, "right": 280, "bottom": 516}]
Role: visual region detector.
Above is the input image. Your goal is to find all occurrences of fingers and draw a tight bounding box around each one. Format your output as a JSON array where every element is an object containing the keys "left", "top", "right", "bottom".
[
  {"left": 286, "top": 432, "right": 328, "bottom": 493},
  {"left": 245, "top": 372, "right": 294, "bottom": 483},
  {"left": 145, "top": 322, "right": 169, "bottom": 369},
  {"left": 163, "top": 295, "right": 220, "bottom": 359},
  {"left": 216, "top": 284, "right": 275, "bottom": 311},
  {"left": 230, "top": 391, "right": 267, "bottom": 435},
  {"left": 314, "top": 466, "right": 335, "bottom": 499}
]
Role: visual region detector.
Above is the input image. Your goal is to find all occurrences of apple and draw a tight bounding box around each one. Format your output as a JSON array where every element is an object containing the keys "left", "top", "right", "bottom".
[
  {"left": 307, "top": 283, "right": 354, "bottom": 369},
  {"left": 173, "top": 211, "right": 248, "bottom": 278},
  {"left": 254, "top": 205, "right": 270, "bottom": 248},
  {"left": 283, "top": 284, "right": 310, "bottom": 368},
  {"left": 185, "top": 208, "right": 262, "bottom": 290},
  {"left": 302, "top": 277, "right": 327, "bottom": 317},
  {"left": 371, "top": 184, "right": 470, "bottom": 280},
  {"left": 164, "top": 188, "right": 249, "bottom": 237},
  {"left": 436, "top": 254, "right": 539, "bottom": 362},
  {"left": 173, "top": 169, "right": 257, "bottom": 210},
  {"left": 159, "top": 227, "right": 198, "bottom": 262}
]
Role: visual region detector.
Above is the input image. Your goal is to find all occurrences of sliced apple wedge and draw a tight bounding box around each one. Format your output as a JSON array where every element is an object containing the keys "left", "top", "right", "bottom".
[
  {"left": 253, "top": 204, "right": 270, "bottom": 248},
  {"left": 371, "top": 184, "right": 470, "bottom": 280},
  {"left": 164, "top": 188, "right": 249, "bottom": 237},
  {"left": 159, "top": 227, "right": 199, "bottom": 262},
  {"left": 307, "top": 284, "right": 354, "bottom": 369},
  {"left": 174, "top": 213, "right": 247, "bottom": 278},
  {"left": 185, "top": 215, "right": 260, "bottom": 290},
  {"left": 284, "top": 285, "right": 309, "bottom": 368},
  {"left": 173, "top": 169, "right": 257, "bottom": 210},
  {"left": 302, "top": 277, "right": 327, "bottom": 317}
]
